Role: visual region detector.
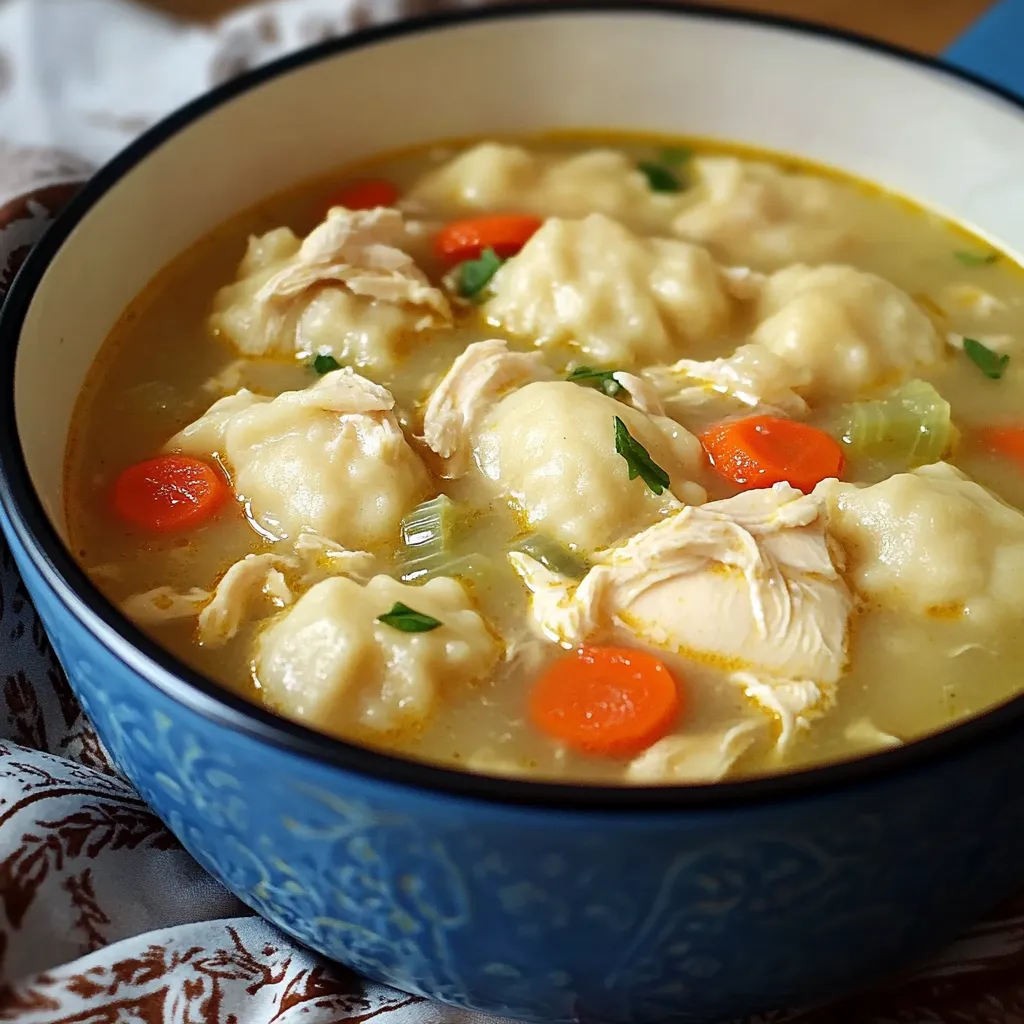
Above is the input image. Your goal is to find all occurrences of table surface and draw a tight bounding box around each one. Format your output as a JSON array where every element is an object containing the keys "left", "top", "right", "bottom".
[{"left": 142, "top": 0, "right": 995, "bottom": 55}]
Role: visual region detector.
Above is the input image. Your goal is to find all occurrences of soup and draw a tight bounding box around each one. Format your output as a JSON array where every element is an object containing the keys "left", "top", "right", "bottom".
[{"left": 66, "top": 134, "right": 1024, "bottom": 784}]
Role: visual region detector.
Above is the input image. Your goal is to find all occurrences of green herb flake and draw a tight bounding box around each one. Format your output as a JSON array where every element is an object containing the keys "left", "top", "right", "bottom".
[
  {"left": 963, "top": 337, "right": 1010, "bottom": 380},
  {"left": 376, "top": 601, "right": 443, "bottom": 633},
  {"left": 311, "top": 353, "right": 341, "bottom": 374},
  {"left": 456, "top": 247, "right": 504, "bottom": 301},
  {"left": 660, "top": 146, "right": 693, "bottom": 166},
  {"left": 567, "top": 365, "right": 623, "bottom": 397},
  {"left": 613, "top": 416, "right": 671, "bottom": 495},
  {"left": 953, "top": 249, "right": 999, "bottom": 267},
  {"left": 637, "top": 161, "right": 683, "bottom": 194}
]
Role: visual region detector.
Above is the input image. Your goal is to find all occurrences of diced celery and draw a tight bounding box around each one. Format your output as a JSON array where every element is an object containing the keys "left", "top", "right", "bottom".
[
  {"left": 512, "top": 534, "right": 590, "bottom": 579},
  {"left": 401, "top": 495, "right": 458, "bottom": 559},
  {"left": 831, "top": 380, "right": 953, "bottom": 467}
]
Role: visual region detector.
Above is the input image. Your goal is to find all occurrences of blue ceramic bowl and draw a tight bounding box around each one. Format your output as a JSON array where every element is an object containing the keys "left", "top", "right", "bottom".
[{"left": 4, "top": 6, "right": 1024, "bottom": 1022}]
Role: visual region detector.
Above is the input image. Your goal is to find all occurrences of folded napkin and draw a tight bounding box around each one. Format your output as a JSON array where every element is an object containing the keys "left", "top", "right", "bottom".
[{"left": 2, "top": 2, "right": 1024, "bottom": 1021}]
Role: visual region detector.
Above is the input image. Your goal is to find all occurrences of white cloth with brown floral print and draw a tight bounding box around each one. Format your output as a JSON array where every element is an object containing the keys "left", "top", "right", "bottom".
[{"left": 4, "top": 1, "right": 1024, "bottom": 1022}]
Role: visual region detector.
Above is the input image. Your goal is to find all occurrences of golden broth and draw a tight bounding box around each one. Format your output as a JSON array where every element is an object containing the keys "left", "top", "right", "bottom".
[{"left": 66, "top": 133, "right": 1024, "bottom": 783}]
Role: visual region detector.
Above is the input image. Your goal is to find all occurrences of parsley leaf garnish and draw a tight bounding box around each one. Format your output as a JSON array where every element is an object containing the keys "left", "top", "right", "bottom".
[
  {"left": 567, "top": 365, "right": 623, "bottom": 397},
  {"left": 456, "top": 247, "right": 504, "bottom": 301},
  {"left": 954, "top": 250, "right": 999, "bottom": 267},
  {"left": 311, "top": 353, "right": 341, "bottom": 374},
  {"left": 637, "top": 161, "right": 683, "bottom": 193},
  {"left": 613, "top": 416, "right": 670, "bottom": 495},
  {"left": 376, "top": 602, "right": 443, "bottom": 633},
  {"left": 660, "top": 146, "right": 693, "bottom": 166},
  {"left": 963, "top": 337, "right": 1010, "bottom": 380}
]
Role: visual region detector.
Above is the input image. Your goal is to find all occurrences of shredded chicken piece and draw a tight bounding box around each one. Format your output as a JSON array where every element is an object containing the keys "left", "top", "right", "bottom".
[
  {"left": 121, "top": 586, "right": 211, "bottom": 624},
  {"left": 420, "top": 339, "right": 555, "bottom": 477},
  {"left": 844, "top": 718, "right": 903, "bottom": 751},
  {"left": 626, "top": 720, "right": 765, "bottom": 783},
  {"left": 642, "top": 343, "right": 810, "bottom": 418},
  {"left": 510, "top": 484, "right": 852, "bottom": 744},
  {"left": 731, "top": 672, "right": 835, "bottom": 748},
  {"left": 293, "top": 532, "right": 376, "bottom": 582},
  {"left": 197, "top": 554, "right": 297, "bottom": 647},
  {"left": 256, "top": 207, "right": 449, "bottom": 323}
]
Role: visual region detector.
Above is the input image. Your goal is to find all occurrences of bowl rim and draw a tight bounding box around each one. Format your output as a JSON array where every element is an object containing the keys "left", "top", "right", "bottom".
[{"left": 3, "top": 0, "right": 1024, "bottom": 813}]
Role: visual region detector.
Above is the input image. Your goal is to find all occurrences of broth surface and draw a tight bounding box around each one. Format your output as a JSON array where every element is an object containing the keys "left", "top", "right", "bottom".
[{"left": 66, "top": 133, "right": 1024, "bottom": 783}]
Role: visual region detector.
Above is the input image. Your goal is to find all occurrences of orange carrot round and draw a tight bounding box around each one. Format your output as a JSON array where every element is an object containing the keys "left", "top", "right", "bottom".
[
  {"left": 701, "top": 415, "right": 844, "bottom": 494},
  {"left": 112, "top": 455, "right": 230, "bottom": 532},
  {"left": 434, "top": 214, "right": 543, "bottom": 263},
  {"left": 326, "top": 178, "right": 400, "bottom": 211},
  {"left": 529, "top": 646, "right": 682, "bottom": 758},
  {"left": 976, "top": 425, "right": 1024, "bottom": 463}
]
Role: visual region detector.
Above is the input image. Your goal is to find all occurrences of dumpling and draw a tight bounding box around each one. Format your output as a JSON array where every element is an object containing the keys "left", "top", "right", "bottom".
[
  {"left": 477, "top": 380, "right": 707, "bottom": 551},
  {"left": 510, "top": 484, "right": 853, "bottom": 742},
  {"left": 404, "top": 143, "right": 683, "bottom": 229},
  {"left": 208, "top": 207, "right": 450, "bottom": 369},
  {"left": 483, "top": 214, "right": 739, "bottom": 365},
  {"left": 168, "top": 368, "right": 431, "bottom": 547},
  {"left": 751, "top": 264, "right": 943, "bottom": 402},
  {"left": 255, "top": 574, "right": 500, "bottom": 736},
  {"left": 815, "top": 462, "right": 1024, "bottom": 626},
  {"left": 641, "top": 342, "right": 811, "bottom": 420},
  {"left": 673, "top": 156, "right": 857, "bottom": 268}
]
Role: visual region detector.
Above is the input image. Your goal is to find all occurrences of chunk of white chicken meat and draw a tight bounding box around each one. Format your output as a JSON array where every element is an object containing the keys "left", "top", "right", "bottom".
[
  {"left": 404, "top": 142, "right": 685, "bottom": 230},
  {"left": 751, "top": 264, "right": 944, "bottom": 403},
  {"left": 254, "top": 574, "right": 500, "bottom": 736},
  {"left": 626, "top": 719, "right": 766, "bottom": 783},
  {"left": 168, "top": 368, "right": 431, "bottom": 548},
  {"left": 477, "top": 380, "right": 707, "bottom": 551},
  {"left": 483, "top": 214, "right": 740, "bottom": 365},
  {"left": 673, "top": 157, "right": 858, "bottom": 269},
  {"left": 207, "top": 208, "right": 450, "bottom": 370},
  {"left": 420, "top": 338, "right": 556, "bottom": 478},
  {"left": 120, "top": 553, "right": 296, "bottom": 647},
  {"left": 510, "top": 484, "right": 853, "bottom": 745},
  {"left": 641, "top": 343, "right": 811, "bottom": 419},
  {"left": 815, "top": 462, "right": 1024, "bottom": 627}
]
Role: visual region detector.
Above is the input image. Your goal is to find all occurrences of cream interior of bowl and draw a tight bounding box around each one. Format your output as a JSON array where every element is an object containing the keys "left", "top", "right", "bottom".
[{"left": 15, "top": 8, "right": 1024, "bottom": 539}]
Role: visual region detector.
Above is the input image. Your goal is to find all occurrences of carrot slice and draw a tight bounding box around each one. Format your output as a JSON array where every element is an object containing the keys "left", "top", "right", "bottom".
[
  {"left": 529, "top": 646, "right": 682, "bottom": 758},
  {"left": 112, "top": 455, "right": 230, "bottom": 532},
  {"left": 326, "top": 178, "right": 400, "bottom": 211},
  {"left": 700, "top": 415, "right": 844, "bottom": 494},
  {"left": 976, "top": 425, "right": 1024, "bottom": 464},
  {"left": 435, "top": 214, "right": 543, "bottom": 263}
]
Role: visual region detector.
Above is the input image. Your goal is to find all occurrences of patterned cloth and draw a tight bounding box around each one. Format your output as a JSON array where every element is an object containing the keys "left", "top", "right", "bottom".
[{"left": 2, "top": 1, "right": 1024, "bottom": 1020}]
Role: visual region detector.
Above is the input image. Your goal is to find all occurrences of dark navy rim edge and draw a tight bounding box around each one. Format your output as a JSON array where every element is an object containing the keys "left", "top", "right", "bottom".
[{"left": 2, "top": 0, "right": 1023, "bottom": 812}]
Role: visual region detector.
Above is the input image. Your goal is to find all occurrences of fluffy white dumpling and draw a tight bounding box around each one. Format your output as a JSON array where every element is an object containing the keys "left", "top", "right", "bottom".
[
  {"left": 255, "top": 574, "right": 500, "bottom": 735},
  {"left": 673, "top": 156, "right": 857, "bottom": 268},
  {"left": 478, "top": 380, "right": 707, "bottom": 551},
  {"left": 816, "top": 462, "right": 1024, "bottom": 626},
  {"left": 208, "top": 208, "right": 450, "bottom": 369},
  {"left": 168, "top": 369, "right": 431, "bottom": 548},
  {"left": 405, "top": 143, "right": 683, "bottom": 229},
  {"left": 510, "top": 484, "right": 853, "bottom": 743},
  {"left": 751, "top": 264, "right": 943, "bottom": 402},
  {"left": 484, "top": 214, "right": 738, "bottom": 365}
]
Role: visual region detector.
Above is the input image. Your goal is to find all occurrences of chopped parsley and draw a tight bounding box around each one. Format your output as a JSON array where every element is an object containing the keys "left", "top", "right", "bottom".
[
  {"left": 660, "top": 146, "right": 693, "bottom": 166},
  {"left": 566, "top": 365, "right": 623, "bottom": 397},
  {"left": 963, "top": 337, "right": 1010, "bottom": 380},
  {"left": 637, "top": 160, "right": 683, "bottom": 194},
  {"left": 456, "top": 247, "right": 504, "bottom": 301},
  {"left": 376, "top": 602, "right": 443, "bottom": 633},
  {"left": 613, "top": 416, "right": 670, "bottom": 495},
  {"left": 954, "top": 250, "right": 999, "bottom": 267},
  {"left": 311, "top": 353, "right": 341, "bottom": 374}
]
